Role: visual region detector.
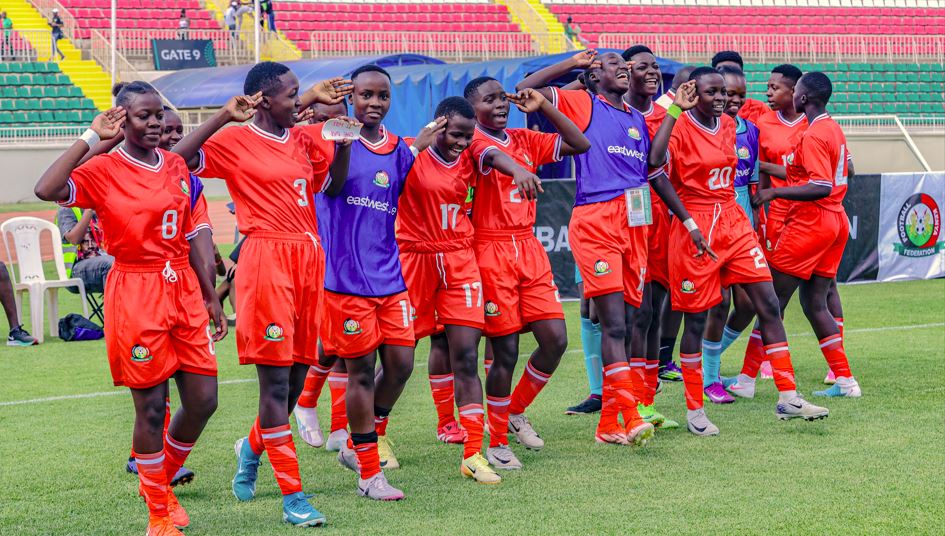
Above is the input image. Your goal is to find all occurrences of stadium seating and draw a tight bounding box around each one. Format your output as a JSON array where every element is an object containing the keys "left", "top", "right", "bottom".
[
  {"left": 744, "top": 63, "right": 945, "bottom": 116},
  {"left": 273, "top": 1, "right": 526, "bottom": 54},
  {"left": 545, "top": 3, "right": 945, "bottom": 46},
  {"left": 0, "top": 62, "right": 99, "bottom": 131},
  {"left": 57, "top": 0, "right": 222, "bottom": 39}
]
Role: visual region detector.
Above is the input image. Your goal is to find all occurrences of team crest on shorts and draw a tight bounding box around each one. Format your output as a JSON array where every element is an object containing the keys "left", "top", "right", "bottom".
[
  {"left": 373, "top": 170, "right": 390, "bottom": 188},
  {"left": 593, "top": 260, "right": 612, "bottom": 276},
  {"left": 343, "top": 319, "right": 362, "bottom": 335},
  {"left": 681, "top": 279, "right": 696, "bottom": 294},
  {"left": 627, "top": 127, "right": 641, "bottom": 141},
  {"left": 131, "top": 344, "right": 153, "bottom": 363},
  {"left": 484, "top": 301, "right": 501, "bottom": 317},
  {"left": 179, "top": 178, "right": 189, "bottom": 196},
  {"left": 264, "top": 323, "right": 285, "bottom": 342},
  {"left": 737, "top": 146, "right": 750, "bottom": 159}
]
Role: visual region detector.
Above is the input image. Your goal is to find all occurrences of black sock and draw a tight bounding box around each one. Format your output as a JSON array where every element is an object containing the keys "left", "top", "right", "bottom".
[
  {"left": 659, "top": 336, "right": 677, "bottom": 366},
  {"left": 350, "top": 431, "right": 378, "bottom": 446}
]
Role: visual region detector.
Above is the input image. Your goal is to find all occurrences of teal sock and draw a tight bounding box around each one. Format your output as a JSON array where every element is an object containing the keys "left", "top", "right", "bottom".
[
  {"left": 720, "top": 325, "right": 743, "bottom": 354},
  {"left": 581, "top": 317, "right": 603, "bottom": 396},
  {"left": 702, "top": 339, "right": 723, "bottom": 387}
]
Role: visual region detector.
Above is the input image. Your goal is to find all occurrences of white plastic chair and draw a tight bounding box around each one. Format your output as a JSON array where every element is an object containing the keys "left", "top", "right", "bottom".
[{"left": 1, "top": 216, "right": 89, "bottom": 343}]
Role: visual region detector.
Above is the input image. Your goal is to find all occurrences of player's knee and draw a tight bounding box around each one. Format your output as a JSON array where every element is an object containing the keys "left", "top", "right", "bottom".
[
  {"left": 754, "top": 293, "right": 782, "bottom": 322},
  {"left": 544, "top": 330, "right": 568, "bottom": 359},
  {"left": 137, "top": 400, "right": 167, "bottom": 434},
  {"left": 599, "top": 320, "right": 626, "bottom": 342},
  {"left": 451, "top": 346, "right": 479, "bottom": 378},
  {"left": 262, "top": 381, "right": 290, "bottom": 406},
  {"left": 189, "top": 391, "right": 218, "bottom": 420},
  {"left": 389, "top": 359, "right": 414, "bottom": 386}
]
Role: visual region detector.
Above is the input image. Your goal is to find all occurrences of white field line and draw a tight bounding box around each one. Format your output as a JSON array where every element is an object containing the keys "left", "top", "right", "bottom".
[{"left": 2, "top": 322, "right": 941, "bottom": 408}]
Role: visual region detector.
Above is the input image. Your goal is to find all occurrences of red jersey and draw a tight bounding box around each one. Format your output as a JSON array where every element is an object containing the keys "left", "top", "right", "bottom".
[
  {"left": 628, "top": 99, "right": 667, "bottom": 140},
  {"left": 397, "top": 147, "right": 484, "bottom": 250},
  {"left": 667, "top": 111, "right": 739, "bottom": 209},
  {"left": 194, "top": 123, "right": 328, "bottom": 235},
  {"left": 738, "top": 98, "right": 769, "bottom": 124},
  {"left": 63, "top": 148, "right": 195, "bottom": 262},
  {"left": 468, "top": 126, "right": 560, "bottom": 231},
  {"left": 785, "top": 113, "right": 849, "bottom": 213},
  {"left": 191, "top": 193, "right": 212, "bottom": 232},
  {"left": 757, "top": 110, "right": 808, "bottom": 219}
]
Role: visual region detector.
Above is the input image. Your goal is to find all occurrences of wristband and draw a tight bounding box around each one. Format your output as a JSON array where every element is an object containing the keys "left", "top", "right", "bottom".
[
  {"left": 409, "top": 145, "right": 420, "bottom": 157},
  {"left": 667, "top": 104, "right": 682, "bottom": 119},
  {"left": 79, "top": 129, "right": 100, "bottom": 149},
  {"left": 683, "top": 218, "right": 698, "bottom": 232}
]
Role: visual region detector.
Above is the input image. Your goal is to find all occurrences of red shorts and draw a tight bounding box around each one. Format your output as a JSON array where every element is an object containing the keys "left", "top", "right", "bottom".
[
  {"left": 321, "top": 290, "right": 414, "bottom": 358},
  {"left": 235, "top": 231, "right": 324, "bottom": 367},
  {"left": 669, "top": 203, "right": 771, "bottom": 313},
  {"left": 399, "top": 243, "right": 484, "bottom": 340},
  {"left": 645, "top": 192, "right": 671, "bottom": 289},
  {"left": 105, "top": 258, "right": 216, "bottom": 389},
  {"left": 770, "top": 204, "right": 849, "bottom": 279},
  {"left": 474, "top": 229, "right": 564, "bottom": 338},
  {"left": 764, "top": 213, "right": 785, "bottom": 254},
  {"left": 569, "top": 195, "right": 648, "bottom": 307}
]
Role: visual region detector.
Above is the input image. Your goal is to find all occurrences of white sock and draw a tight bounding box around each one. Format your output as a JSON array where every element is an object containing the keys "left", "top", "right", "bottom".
[
  {"left": 737, "top": 374, "right": 756, "bottom": 385},
  {"left": 687, "top": 408, "right": 706, "bottom": 420},
  {"left": 778, "top": 390, "right": 798, "bottom": 402}
]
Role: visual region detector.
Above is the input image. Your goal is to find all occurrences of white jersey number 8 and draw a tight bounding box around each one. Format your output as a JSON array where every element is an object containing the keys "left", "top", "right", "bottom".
[{"left": 161, "top": 210, "right": 178, "bottom": 239}]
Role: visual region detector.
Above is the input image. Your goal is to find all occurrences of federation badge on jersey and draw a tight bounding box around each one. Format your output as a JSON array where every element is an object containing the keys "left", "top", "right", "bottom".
[
  {"left": 374, "top": 170, "right": 390, "bottom": 188},
  {"left": 593, "top": 260, "right": 612, "bottom": 276},
  {"left": 343, "top": 318, "right": 362, "bottom": 335},
  {"left": 786, "top": 152, "right": 795, "bottom": 165},
  {"left": 627, "top": 127, "right": 642, "bottom": 141},
  {"left": 737, "top": 146, "right": 750, "bottom": 159},
  {"left": 484, "top": 301, "right": 501, "bottom": 317},
  {"left": 523, "top": 152, "right": 534, "bottom": 167},
  {"left": 264, "top": 323, "right": 285, "bottom": 342},
  {"left": 681, "top": 279, "right": 696, "bottom": 294},
  {"left": 179, "top": 178, "right": 190, "bottom": 196},
  {"left": 131, "top": 344, "right": 153, "bottom": 363}
]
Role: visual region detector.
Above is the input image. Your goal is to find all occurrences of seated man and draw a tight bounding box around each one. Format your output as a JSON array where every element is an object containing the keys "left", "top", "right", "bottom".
[{"left": 56, "top": 207, "right": 113, "bottom": 294}]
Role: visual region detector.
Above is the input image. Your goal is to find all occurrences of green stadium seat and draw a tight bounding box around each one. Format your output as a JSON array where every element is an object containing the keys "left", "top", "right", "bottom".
[{"left": 0, "top": 63, "right": 9, "bottom": 73}]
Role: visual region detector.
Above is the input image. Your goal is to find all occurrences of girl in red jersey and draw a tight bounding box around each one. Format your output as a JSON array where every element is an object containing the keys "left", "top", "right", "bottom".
[
  {"left": 35, "top": 82, "right": 228, "bottom": 536},
  {"left": 649, "top": 68, "right": 829, "bottom": 436}
]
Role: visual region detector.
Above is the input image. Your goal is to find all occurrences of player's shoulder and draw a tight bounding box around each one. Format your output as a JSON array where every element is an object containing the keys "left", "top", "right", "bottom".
[
  {"left": 158, "top": 148, "right": 188, "bottom": 169},
  {"left": 754, "top": 109, "right": 780, "bottom": 127}
]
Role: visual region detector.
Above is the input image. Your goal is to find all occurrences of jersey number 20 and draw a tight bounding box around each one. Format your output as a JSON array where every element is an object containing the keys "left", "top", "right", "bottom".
[{"left": 708, "top": 167, "right": 733, "bottom": 191}]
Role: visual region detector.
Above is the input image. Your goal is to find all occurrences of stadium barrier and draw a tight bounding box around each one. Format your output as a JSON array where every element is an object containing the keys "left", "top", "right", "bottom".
[
  {"left": 598, "top": 34, "right": 945, "bottom": 65},
  {"left": 534, "top": 174, "right": 945, "bottom": 299},
  {"left": 306, "top": 32, "right": 572, "bottom": 61},
  {"left": 88, "top": 29, "right": 252, "bottom": 67}
]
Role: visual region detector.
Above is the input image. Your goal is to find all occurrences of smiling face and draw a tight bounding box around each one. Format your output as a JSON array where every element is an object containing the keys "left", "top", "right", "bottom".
[
  {"left": 628, "top": 52, "right": 661, "bottom": 98},
  {"left": 351, "top": 71, "right": 391, "bottom": 129},
  {"left": 159, "top": 109, "right": 184, "bottom": 150},
  {"left": 469, "top": 79, "right": 509, "bottom": 130},
  {"left": 723, "top": 72, "right": 747, "bottom": 118},
  {"left": 766, "top": 72, "right": 795, "bottom": 112},
  {"left": 588, "top": 52, "right": 630, "bottom": 94},
  {"left": 435, "top": 113, "right": 476, "bottom": 161},
  {"left": 123, "top": 91, "right": 165, "bottom": 150},
  {"left": 262, "top": 71, "right": 301, "bottom": 129},
  {"left": 694, "top": 72, "right": 727, "bottom": 118}
]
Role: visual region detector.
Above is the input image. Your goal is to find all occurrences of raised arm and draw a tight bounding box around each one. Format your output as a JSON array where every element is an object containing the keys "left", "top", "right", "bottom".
[
  {"left": 172, "top": 93, "right": 261, "bottom": 169},
  {"left": 298, "top": 77, "right": 354, "bottom": 110},
  {"left": 648, "top": 80, "right": 697, "bottom": 169},
  {"left": 78, "top": 131, "right": 124, "bottom": 166},
  {"left": 516, "top": 49, "right": 597, "bottom": 95},
  {"left": 507, "top": 89, "right": 590, "bottom": 156},
  {"left": 35, "top": 107, "right": 125, "bottom": 202}
]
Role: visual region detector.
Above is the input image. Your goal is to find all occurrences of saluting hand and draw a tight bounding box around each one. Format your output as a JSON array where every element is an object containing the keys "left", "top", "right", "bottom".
[
  {"left": 674, "top": 80, "right": 699, "bottom": 111},
  {"left": 507, "top": 88, "right": 547, "bottom": 114},
  {"left": 411, "top": 116, "right": 447, "bottom": 153},
  {"left": 223, "top": 92, "right": 261, "bottom": 122},
  {"left": 308, "top": 77, "right": 354, "bottom": 105},
  {"left": 91, "top": 106, "right": 126, "bottom": 140},
  {"left": 571, "top": 49, "right": 598, "bottom": 69}
]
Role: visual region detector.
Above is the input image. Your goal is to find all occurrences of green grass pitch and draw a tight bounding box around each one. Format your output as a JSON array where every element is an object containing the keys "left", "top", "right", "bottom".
[{"left": 1, "top": 279, "right": 942, "bottom": 535}]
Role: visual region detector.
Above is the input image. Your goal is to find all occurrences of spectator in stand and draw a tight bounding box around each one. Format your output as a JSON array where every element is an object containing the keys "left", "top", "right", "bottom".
[
  {"left": 0, "top": 264, "right": 37, "bottom": 346},
  {"left": 56, "top": 208, "right": 113, "bottom": 294},
  {"left": 235, "top": 0, "right": 253, "bottom": 31},
  {"left": 225, "top": 2, "right": 238, "bottom": 40},
  {"left": 563, "top": 16, "right": 588, "bottom": 47},
  {"left": 49, "top": 9, "right": 65, "bottom": 61},
  {"left": 2, "top": 12, "right": 12, "bottom": 61},
  {"left": 178, "top": 9, "right": 190, "bottom": 40},
  {"left": 261, "top": 0, "right": 276, "bottom": 32}
]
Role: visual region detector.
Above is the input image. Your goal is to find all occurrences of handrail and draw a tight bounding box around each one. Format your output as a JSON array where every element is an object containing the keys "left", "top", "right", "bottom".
[
  {"left": 29, "top": 0, "right": 80, "bottom": 44},
  {"left": 305, "top": 31, "right": 561, "bottom": 62}
]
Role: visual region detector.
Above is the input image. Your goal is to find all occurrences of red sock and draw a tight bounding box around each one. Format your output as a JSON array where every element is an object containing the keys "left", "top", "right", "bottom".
[
  {"left": 297, "top": 364, "right": 331, "bottom": 409},
  {"left": 598, "top": 363, "right": 624, "bottom": 432},
  {"left": 458, "top": 403, "right": 485, "bottom": 459},
  {"left": 644, "top": 359, "right": 659, "bottom": 406},
  {"left": 765, "top": 342, "right": 797, "bottom": 392},
  {"left": 328, "top": 372, "right": 348, "bottom": 432},
  {"left": 353, "top": 440, "right": 381, "bottom": 480},
  {"left": 248, "top": 416, "right": 265, "bottom": 456},
  {"left": 820, "top": 335, "right": 851, "bottom": 378},
  {"left": 374, "top": 415, "right": 389, "bottom": 436},
  {"left": 135, "top": 450, "right": 169, "bottom": 517},
  {"left": 680, "top": 352, "right": 704, "bottom": 410},
  {"left": 483, "top": 358, "right": 493, "bottom": 376},
  {"left": 740, "top": 329, "right": 764, "bottom": 378},
  {"left": 163, "top": 397, "right": 171, "bottom": 438},
  {"left": 628, "top": 357, "right": 647, "bottom": 404},
  {"left": 601, "top": 363, "right": 640, "bottom": 429},
  {"left": 261, "top": 424, "right": 302, "bottom": 496},
  {"left": 486, "top": 395, "right": 511, "bottom": 448},
  {"left": 163, "top": 434, "right": 193, "bottom": 483},
  {"left": 509, "top": 360, "right": 551, "bottom": 414},
  {"left": 429, "top": 373, "right": 456, "bottom": 428}
]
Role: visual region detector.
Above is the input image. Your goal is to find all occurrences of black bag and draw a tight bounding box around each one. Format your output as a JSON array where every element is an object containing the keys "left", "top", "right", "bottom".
[{"left": 58, "top": 313, "right": 104, "bottom": 342}]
